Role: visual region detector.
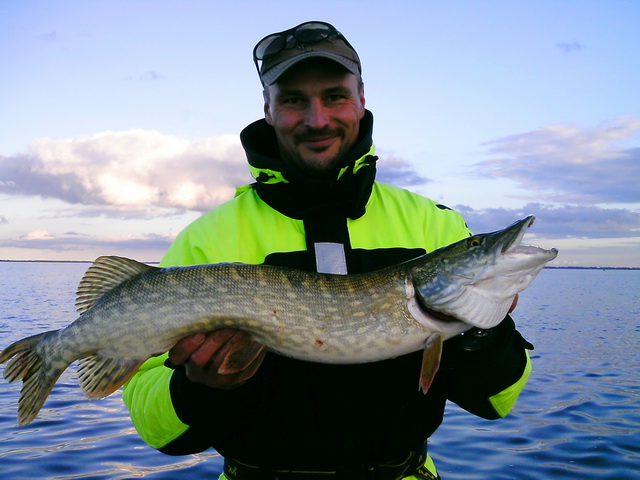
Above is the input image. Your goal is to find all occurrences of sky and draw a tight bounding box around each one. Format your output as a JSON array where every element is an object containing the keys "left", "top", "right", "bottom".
[{"left": 1, "top": 0, "right": 639, "bottom": 267}]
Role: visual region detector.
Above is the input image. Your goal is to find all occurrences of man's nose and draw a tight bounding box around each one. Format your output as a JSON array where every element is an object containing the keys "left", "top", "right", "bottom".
[{"left": 305, "top": 99, "right": 330, "bottom": 128}]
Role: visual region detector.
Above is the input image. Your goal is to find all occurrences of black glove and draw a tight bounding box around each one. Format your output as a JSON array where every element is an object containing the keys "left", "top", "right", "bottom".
[{"left": 437, "top": 316, "right": 534, "bottom": 419}]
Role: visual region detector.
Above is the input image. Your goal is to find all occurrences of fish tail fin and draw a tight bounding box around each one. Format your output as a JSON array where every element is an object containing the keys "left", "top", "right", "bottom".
[
  {"left": 0, "top": 330, "right": 67, "bottom": 426},
  {"left": 77, "top": 354, "right": 145, "bottom": 400},
  {"left": 419, "top": 333, "right": 443, "bottom": 394}
]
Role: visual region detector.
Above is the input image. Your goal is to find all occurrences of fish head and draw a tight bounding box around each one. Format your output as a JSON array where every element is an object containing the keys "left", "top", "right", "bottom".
[{"left": 411, "top": 215, "right": 558, "bottom": 329}]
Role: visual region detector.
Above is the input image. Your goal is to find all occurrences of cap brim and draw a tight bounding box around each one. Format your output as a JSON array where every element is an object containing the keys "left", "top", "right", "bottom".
[{"left": 261, "top": 52, "right": 360, "bottom": 85}]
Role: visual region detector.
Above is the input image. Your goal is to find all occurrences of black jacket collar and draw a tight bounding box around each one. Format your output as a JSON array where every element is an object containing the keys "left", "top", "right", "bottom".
[{"left": 239, "top": 110, "right": 377, "bottom": 220}]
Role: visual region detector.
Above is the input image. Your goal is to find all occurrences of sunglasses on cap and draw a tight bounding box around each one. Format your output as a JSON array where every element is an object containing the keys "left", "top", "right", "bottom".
[{"left": 252, "top": 21, "right": 360, "bottom": 79}]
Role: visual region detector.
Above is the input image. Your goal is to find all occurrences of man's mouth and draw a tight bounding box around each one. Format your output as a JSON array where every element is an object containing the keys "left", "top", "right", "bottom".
[
  {"left": 301, "top": 136, "right": 336, "bottom": 149},
  {"left": 296, "top": 129, "right": 342, "bottom": 150}
]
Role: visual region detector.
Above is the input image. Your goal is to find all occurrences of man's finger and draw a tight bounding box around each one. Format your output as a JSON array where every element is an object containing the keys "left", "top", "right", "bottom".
[
  {"left": 219, "top": 336, "right": 266, "bottom": 374},
  {"left": 168, "top": 333, "right": 206, "bottom": 365},
  {"left": 189, "top": 329, "right": 238, "bottom": 366}
]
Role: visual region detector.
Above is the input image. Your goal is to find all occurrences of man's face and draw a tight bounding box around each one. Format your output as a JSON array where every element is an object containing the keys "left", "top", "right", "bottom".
[{"left": 264, "top": 59, "right": 366, "bottom": 175}]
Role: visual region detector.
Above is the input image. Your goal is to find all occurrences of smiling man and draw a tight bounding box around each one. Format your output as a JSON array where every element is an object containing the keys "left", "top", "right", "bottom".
[
  {"left": 264, "top": 58, "right": 366, "bottom": 174},
  {"left": 123, "top": 21, "right": 534, "bottom": 480}
]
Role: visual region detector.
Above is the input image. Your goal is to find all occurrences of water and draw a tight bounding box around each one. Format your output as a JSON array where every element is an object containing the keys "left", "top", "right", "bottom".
[{"left": 0, "top": 263, "right": 638, "bottom": 479}]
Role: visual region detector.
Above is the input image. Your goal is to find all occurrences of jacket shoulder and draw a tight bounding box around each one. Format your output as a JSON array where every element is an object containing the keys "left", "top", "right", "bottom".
[
  {"left": 161, "top": 188, "right": 305, "bottom": 267},
  {"left": 349, "top": 182, "right": 471, "bottom": 252}
]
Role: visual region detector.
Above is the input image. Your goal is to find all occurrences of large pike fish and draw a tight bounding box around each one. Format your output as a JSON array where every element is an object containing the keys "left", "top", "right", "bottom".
[{"left": 1, "top": 216, "right": 557, "bottom": 426}]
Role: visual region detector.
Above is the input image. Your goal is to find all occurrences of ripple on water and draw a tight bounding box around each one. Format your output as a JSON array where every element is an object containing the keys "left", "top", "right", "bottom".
[{"left": 1, "top": 266, "right": 639, "bottom": 479}]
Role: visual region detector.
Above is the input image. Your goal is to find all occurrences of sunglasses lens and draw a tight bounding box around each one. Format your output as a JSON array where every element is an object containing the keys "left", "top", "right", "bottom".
[
  {"left": 255, "top": 22, "right": 335, "bottom": 62},
  {"left": 295, "top": 22, "right": 331, "bottom": 43},
  {"left": 255, "top": 34, "right": 285, "bottom": 60}
]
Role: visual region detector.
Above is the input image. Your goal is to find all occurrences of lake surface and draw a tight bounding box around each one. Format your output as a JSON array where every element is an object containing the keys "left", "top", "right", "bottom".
[{"left": 0, "top": 263, "right": 638, "bottom": 479}]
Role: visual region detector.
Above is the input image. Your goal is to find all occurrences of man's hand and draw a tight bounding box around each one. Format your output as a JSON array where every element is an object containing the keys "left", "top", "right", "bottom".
[{"left": 168, "top": 328, "right": 266, "bottom": 389}]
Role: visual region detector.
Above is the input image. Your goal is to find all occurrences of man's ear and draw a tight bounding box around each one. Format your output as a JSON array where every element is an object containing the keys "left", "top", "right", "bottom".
[
  {"left": 263, "top": 90, "right": 273, "bottom": 125},
  {"left": 264, "top": 103, "right": 273, "bottom": 125}
]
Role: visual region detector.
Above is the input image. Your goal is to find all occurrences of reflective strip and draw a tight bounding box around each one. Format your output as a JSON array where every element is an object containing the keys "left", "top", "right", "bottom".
[
  {"left": 248, "top": 166, "right": 290, "bottom": 184},
  {"left": 314, "top": 242, "right": 348, "bottom": 275},
  {"left": 424, "top": 453, "right": 437, "bottom": 476},
  {"left": 405, "top": 453, "right": 438, "bottom": 480},
  {"left": 489, "top": 350, "right": 532, "bottom": 417},
  {"left": 337, "top": 144, "right": 377, "bottom": 179}
]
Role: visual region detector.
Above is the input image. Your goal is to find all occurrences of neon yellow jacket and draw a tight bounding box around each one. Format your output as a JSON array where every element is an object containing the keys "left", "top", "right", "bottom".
[{"left": 123, "top": 112, "right": 532, "bottom": 469}]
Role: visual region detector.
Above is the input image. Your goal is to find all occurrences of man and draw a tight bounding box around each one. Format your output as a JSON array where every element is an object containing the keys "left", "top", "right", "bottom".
[{"left": 123, "top": 21, "right": 533, "bottom": 479}]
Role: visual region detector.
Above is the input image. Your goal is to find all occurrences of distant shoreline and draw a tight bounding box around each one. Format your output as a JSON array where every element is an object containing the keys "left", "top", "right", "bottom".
[
  {"left": 0, "top": 259, "right": 160, "bottom": 265},
  {"left": 545, "top": 266, "right": 640, "bottom": 271},
  {"left": 0, "top": 259, "right": 93, "bottom": 263},
  {"left": 0, "top": 259, "right": 637, "bottom": 270}
]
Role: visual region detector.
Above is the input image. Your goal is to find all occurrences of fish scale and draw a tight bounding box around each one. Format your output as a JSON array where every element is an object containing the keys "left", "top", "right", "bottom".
[{"left": 0, "top": 215, "right": 557, "bottom": 426}]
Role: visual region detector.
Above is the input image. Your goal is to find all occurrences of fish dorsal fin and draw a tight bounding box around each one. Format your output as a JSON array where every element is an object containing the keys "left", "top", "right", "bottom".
[{"left": 76, "top": 256, "right": 154, "bottom": 314}]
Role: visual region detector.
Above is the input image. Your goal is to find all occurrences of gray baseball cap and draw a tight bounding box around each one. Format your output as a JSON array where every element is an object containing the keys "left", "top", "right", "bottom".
[{"left": 253, "top": 21, "right": 362, "bottom": 85}]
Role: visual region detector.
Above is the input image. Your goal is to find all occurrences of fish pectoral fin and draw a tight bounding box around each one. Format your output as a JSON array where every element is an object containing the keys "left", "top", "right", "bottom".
[
  {"left": 78, "top": 354, "right": 146, "bottom": 400},
  {"left": 419, "top": 333, "right": 443, "bottom": 394},
  {"left": 218, "top": 337, "right": 266, "bottom": 375}
]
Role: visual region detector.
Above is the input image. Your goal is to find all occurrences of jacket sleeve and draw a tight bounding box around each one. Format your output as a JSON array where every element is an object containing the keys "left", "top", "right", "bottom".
[
  {"left": 122, "top": 224, "right": 220, "bottom": 454},
  {"left": 436, "top": 316, "right": 533, "bottom": 419},
  {"left": 122, "top": 189, "right": 298, "bottom": 454},
  {"left": 122, "top": 355, "right": 198, "bottom": 453}
]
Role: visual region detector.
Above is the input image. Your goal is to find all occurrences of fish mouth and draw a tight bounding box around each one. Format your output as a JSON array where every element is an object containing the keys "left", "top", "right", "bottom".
[
  {"left": 418, "top": 299, "right": 464, "bottom": 324},
  {"left": 500, "top": 215, "right": 535, "bottom": 254},
  {"left": 406, "top": 274, "right": 471, "bottom": 334},
  {"left": 409, "top": 215, "right": 557, "bottom": 331},
  {"left": 499, "top": 215, "right": 558, "bottom": 261}
]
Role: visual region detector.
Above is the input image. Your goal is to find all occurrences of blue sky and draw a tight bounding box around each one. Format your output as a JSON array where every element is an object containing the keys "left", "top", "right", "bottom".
[{"left": 1, "top": 0, "right": 639, "bottom": 266}]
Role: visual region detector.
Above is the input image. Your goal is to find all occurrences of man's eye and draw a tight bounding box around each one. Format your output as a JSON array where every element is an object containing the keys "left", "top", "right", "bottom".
[{"left": 282, "top": 97, "right": 302, "bottom": 105}]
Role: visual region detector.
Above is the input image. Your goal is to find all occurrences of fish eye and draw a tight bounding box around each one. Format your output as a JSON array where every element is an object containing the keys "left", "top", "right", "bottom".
[{"left": 468, "top": 237, "right": 482, "bottom": 247}]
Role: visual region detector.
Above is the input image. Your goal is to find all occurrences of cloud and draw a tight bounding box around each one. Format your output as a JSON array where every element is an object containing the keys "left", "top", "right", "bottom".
[
  {"left": 0, "top": 130, "right": 250, "bottom": 213},
  {"left": 5, "top": 204, "right": 636, "bottom": 266},
  {"left": 376, "top": 150, "right": 431, "bottom": 187},
  {"left": 37, "top": 31, "right": 58, "bottom": 42},
  {"left": 122, "top": 71, "right": 165, "bottom": 82},
  {"left": 473, "top": 119, "right": 640, "bottom": 204},
  {"left": 455, "top": 203, "right": 640, "bottom": 239},
  {"left": 0, "top": 230, "right": 173, "bottom": 253},
  {"left": 23, "top": 230, "right": 56, "bottom": 241},
  {"left": 0, "top": 131, "right": 435, "bottom": 216},
  {"left": 54, "top": 205, "right": 187, "bottom": 220},
  {"left": 556, "top": 41, "right": 584, "bottom": 53}
]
